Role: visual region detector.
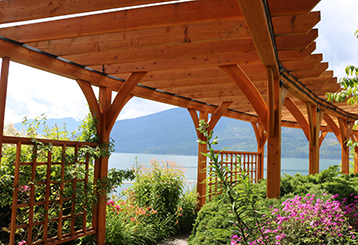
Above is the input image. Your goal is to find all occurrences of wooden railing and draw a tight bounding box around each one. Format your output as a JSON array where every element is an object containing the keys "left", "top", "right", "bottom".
[
  {"left": 207, "top": 151, "right": 259, "bottom": 201},
  {"left": 3, "top": 136, "right": 98, "bottom": 245}
]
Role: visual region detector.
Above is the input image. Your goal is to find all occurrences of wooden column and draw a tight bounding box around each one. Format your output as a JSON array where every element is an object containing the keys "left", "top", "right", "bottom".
[
  {"left": 0, "top": 57, "right": 10, "bottom": 165},
  {"left": 96, "top": 87, "right": 111, "bottom": 244},
  {"left": 189, "top": 102, "right": 232, "bottom": 206},
  {"left": 266, "top": 67, "right": 281, "bottom": 198},
  {"left": 77, "top": 72, "right": 146, "bottom": 245},
  {"left": 338, "top": 118, "right": 353, "bottom": 175},
  {"left": 192, "top": 110, "right": 208, "bottom": 207},
  {"left": 251, "top": 123, "right": 267, "bottom": 180},
  {"left": 352, "top": 134, "right": 358, "bottom": 174},
  {"left": 188, "top": 109, "right": 207, "bottom": 206},
  {"left": 306, "top": 103, "right": 323, "bottom": 175}
]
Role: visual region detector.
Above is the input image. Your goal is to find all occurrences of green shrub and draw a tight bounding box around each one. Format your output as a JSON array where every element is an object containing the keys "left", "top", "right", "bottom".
[
  {"left": 177, "top": 189, "right": 198, "bottom": 234},
  {"left": 188, "top": 196, "right": 232, "bottom": 245},
  {"left": 128, "top": 160, "right": 186, "bottom": 240}
]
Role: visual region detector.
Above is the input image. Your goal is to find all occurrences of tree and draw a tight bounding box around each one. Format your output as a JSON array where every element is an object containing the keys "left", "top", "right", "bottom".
[{"left": 326, "top": 30, "right": 358, "bottom": 106}]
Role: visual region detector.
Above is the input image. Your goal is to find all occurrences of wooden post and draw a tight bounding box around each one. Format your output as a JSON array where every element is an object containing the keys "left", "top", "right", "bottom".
[
  {"left": 306, "top": 103, "right": 323, "bottom": 174},
  {"left": 338, "top": 118, "right": 353, "bottom": 175},
  {"left": 251, "top": 123, "right": 267, "bottom": 180},
  {"left": 266, "top": 67, "right": 281, "bottom": 198},
  {"left": 95, "top": 87, "right": 111, "bottom": 245},
  {"left": 0, "top": 57, "right": 10, "bottom": 166},
  {"left": 197, "top": 111, "right": 208, "bottom": 206},
  {"left": 355, "top": 145, "right": 358, "bottom": 174},
  {"left": 188, "top": 109, "right": 208, "bottom": 206}
]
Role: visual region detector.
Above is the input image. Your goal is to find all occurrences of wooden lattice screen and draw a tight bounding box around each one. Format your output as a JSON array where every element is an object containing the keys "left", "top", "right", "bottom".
[
  {"left": 2, "top": 136, "right": 98, "bottom": 245},
  {"left": 207, "top": 151, "right": 259, "bottom": 201}
]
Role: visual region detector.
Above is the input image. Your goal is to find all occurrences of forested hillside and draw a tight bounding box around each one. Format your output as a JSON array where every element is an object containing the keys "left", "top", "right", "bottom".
[{"left": 14, "top": 108, "right": 341, "bottom": 159}]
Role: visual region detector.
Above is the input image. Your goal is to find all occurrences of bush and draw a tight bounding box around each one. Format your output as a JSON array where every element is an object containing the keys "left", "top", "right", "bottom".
[
  {"left": 188, "top": 196, "right": 232, "bottom": 245},
  {"left": 232, "top": 194, "right": 358, "bottom": 244},
  {"left": 128, "top": 160, "right": 186, "bottom": 240},
  {"left": 177, "top": 189, "right": 199, "bottom": 234}
]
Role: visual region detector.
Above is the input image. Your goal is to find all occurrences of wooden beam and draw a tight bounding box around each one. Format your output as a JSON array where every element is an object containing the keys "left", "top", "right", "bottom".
[
  {"left": 220, "top": 65, "right": 268, "bottom": 130},
  {"left": 291, "top": 62, "right": 328, "bottom": 79},
  {"left": 266, "top": 66, "right": 281, "bottom": 198},
  {"left": 278, "top": 43, "right": 316, "bottom": 61},
  {"left": 269, "top": 0, "right": 320, "bottom": 16},
  {"left": 188, "top": 109, "right": 201, "bottom": 139},
  {"left": 323, "top": 114, "right": 342, "bottom": 145},
  {"left": 282, "top": 54, "right": 322, "bottom": 71},
  {"left": 0, "top": 38, "right": 262, "bottom": 124},
  {"left": 28, "top": 19, "right": 251, "bottom": 56},
  {"left": 0, "top": 57, "right": 10, "bottom": 166},
  {"left": 0, "top": 0, "right": 242, "bottom": 43},
  {"left": 284, "top": 97, "right": 309, "bottom": 140},
  {"left": 208, "top": 101, "right": 233, "bottom": 131},
  {"left": 98, "top": 52, "right": 261, "bottom": 74},
  {"left": 236, "top": 0, "right": 279, "bottom": 76},
  {"left": 76, "top": 79, "right": 100, "bottom": 123},
  {"left": 0, "top": 0, "right": 177, "bottom": 24},
  {"left": 276, "top": 29, "right": 318, "bottom": 50},
  {"left": 106, "top": 72, "right": 147, "bottom": 131},
  {"left": 319, "top": 127, "right": 329, "bottom": 148},
  {"left": 281, "top": 70, "right": 358, "bottom": 121},
  {"left": 272, "top": 11, "right": 320, "bottom": 36},
  {"left": 62, "top": 39, "right": 256, "bottom": 66}
]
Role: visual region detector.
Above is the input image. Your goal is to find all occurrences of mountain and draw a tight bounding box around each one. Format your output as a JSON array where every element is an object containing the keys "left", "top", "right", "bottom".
[
  {"left": 110, "top": 108, "right": 341, "bottom": 159},
  {"left": 12, "top": 108, "right": 341, "bottom": 159}
]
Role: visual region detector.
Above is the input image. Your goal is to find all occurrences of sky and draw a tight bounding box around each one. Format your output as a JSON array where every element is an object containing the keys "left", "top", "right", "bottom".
[{"left": 2, "top": 0, "right": 358, "bottom": 124}]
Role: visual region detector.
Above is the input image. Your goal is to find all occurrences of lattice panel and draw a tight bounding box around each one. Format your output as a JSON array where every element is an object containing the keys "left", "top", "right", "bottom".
[
  {"left": 207, "top": 151, "right": 259, "bottom": 202},
  {"left": 3, "top": 136, "right": 97, "bottom": 245}
]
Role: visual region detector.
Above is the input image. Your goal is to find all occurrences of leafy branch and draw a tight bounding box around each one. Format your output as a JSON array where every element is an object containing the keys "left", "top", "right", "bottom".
[{"left": 196, "top": 119, "right": 266, "bottom": 245}]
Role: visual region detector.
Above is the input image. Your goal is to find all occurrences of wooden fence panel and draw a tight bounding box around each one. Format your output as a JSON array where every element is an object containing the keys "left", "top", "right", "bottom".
[
  {"left": 3, "top": 136, "right": 97, "bottom": 245},
  {"left": 207, "top": 151, "right": 259, "bottom": 201}
]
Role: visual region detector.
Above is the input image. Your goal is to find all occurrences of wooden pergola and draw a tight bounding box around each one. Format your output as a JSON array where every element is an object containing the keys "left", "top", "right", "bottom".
[{"left": 0, "top": 0, "right": 358, "bottom": 244}]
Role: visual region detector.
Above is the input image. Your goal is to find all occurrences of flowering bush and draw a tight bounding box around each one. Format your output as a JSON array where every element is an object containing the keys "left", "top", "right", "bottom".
[
  {"left": 105, "top": 197, "right": 157, "bottom": 245},
  {"left": 128, "top": 160, "right": 187, "bottom": 239},
  {"left": 231, "top": 193, "right": 358, "bottom": 244}
]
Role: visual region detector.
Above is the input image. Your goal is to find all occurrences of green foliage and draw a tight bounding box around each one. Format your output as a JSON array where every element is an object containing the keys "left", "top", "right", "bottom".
[
  {"left": 128, "top": 160, "right": 187, "bottom": 240},
  {"left": 254, "top": 165, "right": 358, "bottom": 204},
  {"left": 177, "top": 189, "right": 199, "bottom": 234},
  {"left": 188, "top": 197, "right": 232, "bottom": 245}
]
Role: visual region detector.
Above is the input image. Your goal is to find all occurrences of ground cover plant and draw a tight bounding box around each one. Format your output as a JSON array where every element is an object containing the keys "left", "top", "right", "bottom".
[{"left": 189, "top": 119, "right": 358, "bottom": 245}]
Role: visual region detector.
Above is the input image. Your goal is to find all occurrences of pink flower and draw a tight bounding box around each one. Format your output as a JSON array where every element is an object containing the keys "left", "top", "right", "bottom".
[
  {"left": 107, "top": 200, "right": 114, "bottom": 206},
  {"left": 19, "top": 241, "right": 27, "bottom": 245}
]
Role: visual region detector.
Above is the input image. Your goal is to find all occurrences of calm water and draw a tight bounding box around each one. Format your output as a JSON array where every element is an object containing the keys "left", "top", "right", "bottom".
[{"left": 109, "top": 152, "right": 341, "bottom": 191}]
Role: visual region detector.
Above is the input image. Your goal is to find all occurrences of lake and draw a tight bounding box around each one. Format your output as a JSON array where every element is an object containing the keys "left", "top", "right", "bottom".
[{"left": 108, "top": 152, "right": 341, "bottom": 192}]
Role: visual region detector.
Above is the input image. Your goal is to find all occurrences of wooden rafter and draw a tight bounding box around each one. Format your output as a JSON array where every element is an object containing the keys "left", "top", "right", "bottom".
[{"left": 0, "top": 0, "right": 242, "bottom": 43}]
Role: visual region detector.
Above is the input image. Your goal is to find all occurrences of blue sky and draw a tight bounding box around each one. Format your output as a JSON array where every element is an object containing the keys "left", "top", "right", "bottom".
[{"left": 3, "top": 0, "right": 358, "bottom": 124}]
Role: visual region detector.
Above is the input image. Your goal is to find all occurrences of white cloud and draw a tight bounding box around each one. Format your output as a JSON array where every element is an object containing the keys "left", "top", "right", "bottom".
[{"left": 314, "top": 0, "right": 358, "bottom": 77}]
